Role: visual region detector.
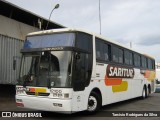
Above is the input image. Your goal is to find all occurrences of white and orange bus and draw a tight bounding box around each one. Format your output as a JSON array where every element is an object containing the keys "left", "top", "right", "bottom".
[{"left": 16, "top": 28, "right": 156, "bottom": 113}]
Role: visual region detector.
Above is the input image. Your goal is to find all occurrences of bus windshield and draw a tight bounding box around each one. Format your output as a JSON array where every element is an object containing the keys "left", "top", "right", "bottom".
[
  {"left": 18, "top": 51, "right": 72, "bottom": 88},
  {"left": 24, "top": 33, "right": 75, "bottom": 49}
]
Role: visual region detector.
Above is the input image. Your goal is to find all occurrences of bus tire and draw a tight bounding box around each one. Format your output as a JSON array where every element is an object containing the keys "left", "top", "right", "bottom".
[
  {"left": 141, "top": 86, "right": 147, "bottom": 99},
  {"left": 87, "top": 91, "right": 101, "bottom": 113}
]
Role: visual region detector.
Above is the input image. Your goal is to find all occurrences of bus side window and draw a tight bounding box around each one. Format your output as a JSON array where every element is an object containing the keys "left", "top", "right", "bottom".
[
  {"left": 103, "top": 43, "right": 109, "bottom": 61},
  {"left": 112, "top": 46, "right": 124, "bottom": 63},
  {"left": 118, "top": 48, "right": 124, "bottom": 63},
  {"left": 124, "top": 50, "right": 133, "bottom": 65},
  {"left": 141, "top": 56, "right": 147, "bottom": 68},
  {"left": 96, "top": 38, "right": 110, "bottom": 62},
  {"left": 147, "top": 58, "right": 152, "bottom": 70},
  {"left": 129, "top": 52, "right": 133, "bottom": 65},
  {"left": 124, "top": 50, "right": 130, "bottom": 65},
  {"left": 134, "top": 53, "right": 140, "bottom": 67},
  {"left": 96, "top": 39, "right": 103, "bottom": 60},
  {"left": 112, "top": 46, "right": 119, "bottom": 63}
]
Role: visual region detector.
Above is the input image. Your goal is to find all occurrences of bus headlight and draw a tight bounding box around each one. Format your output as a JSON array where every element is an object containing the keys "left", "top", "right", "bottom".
[{"left": 16, "top": 87, "right": 26, "bottom": 95}]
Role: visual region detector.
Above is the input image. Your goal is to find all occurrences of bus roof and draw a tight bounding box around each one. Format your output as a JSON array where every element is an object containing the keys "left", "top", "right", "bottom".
[{"left": 27, "top": 28, "right": 155, "bottom": 60}]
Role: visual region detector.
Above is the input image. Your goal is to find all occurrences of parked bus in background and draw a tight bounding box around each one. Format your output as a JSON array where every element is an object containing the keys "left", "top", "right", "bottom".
[{"left": 16, "top": 28, "right": 156, "bottom": 113}]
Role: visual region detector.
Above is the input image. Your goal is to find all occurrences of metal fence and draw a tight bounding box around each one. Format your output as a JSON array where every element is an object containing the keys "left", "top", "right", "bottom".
[{"left": 0, "top": 34, "right": 24, "bottom": 84}]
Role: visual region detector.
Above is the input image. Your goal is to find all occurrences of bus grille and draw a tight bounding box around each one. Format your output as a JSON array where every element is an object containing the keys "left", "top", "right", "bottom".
[{"left": 26, "top": 92, "right": 50, "bottom": 96}]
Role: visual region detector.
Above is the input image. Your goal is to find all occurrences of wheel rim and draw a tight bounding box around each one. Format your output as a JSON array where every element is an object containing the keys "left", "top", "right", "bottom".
[{"left": 88, "top": 96, "right": 97, "bottom": 111}]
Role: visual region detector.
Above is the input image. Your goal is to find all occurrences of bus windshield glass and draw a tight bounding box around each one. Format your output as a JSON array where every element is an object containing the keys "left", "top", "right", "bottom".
[
  {"left": 24, "top": 33, "right": 75, "bottom": 49},
  {"left": 18, "top": 51, "right": 72, "bottom": 88}
]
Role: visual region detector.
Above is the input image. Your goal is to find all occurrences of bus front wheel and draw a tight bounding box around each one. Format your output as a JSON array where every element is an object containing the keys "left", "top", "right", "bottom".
[{"left": 87, "top": 92, "right": 101, "bottom": 113}]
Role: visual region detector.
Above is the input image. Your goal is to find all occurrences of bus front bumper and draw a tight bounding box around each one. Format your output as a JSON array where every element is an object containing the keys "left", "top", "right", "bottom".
[{"left": 16, "top": 95, "right": 72, "bottom": 113}]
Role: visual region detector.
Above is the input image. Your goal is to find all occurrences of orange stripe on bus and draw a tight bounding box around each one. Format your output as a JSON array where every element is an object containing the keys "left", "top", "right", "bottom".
[
  {"left": 144, "top": 70, "right": 150, "bottom": 78},
  {"left": 105, "top": 75, "right": 122, "bottom": 86},
  {"left": 29, "top": 88, "right": 35, "bottom": 92},
  {"left": 144, "top": 70, "right": 156, "bottom": 81}
]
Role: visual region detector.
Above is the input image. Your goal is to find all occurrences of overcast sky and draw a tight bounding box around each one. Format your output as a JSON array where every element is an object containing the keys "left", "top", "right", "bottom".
[{"left": 6, "top": 0, "right": 160, "bottom": 62}]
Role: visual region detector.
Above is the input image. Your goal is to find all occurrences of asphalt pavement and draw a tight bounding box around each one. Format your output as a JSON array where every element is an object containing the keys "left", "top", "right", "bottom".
[{"left": 0, "top": 85, "right": 160, "bottom": 120}]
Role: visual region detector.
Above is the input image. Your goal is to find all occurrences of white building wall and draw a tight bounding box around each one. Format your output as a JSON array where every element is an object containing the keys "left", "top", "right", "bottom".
[
  {"left": 0, "top": 15, "right": 39, "bottom": 40},
  {"left": 0, "top": 15, "right": 39, "bottom": 84}
]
